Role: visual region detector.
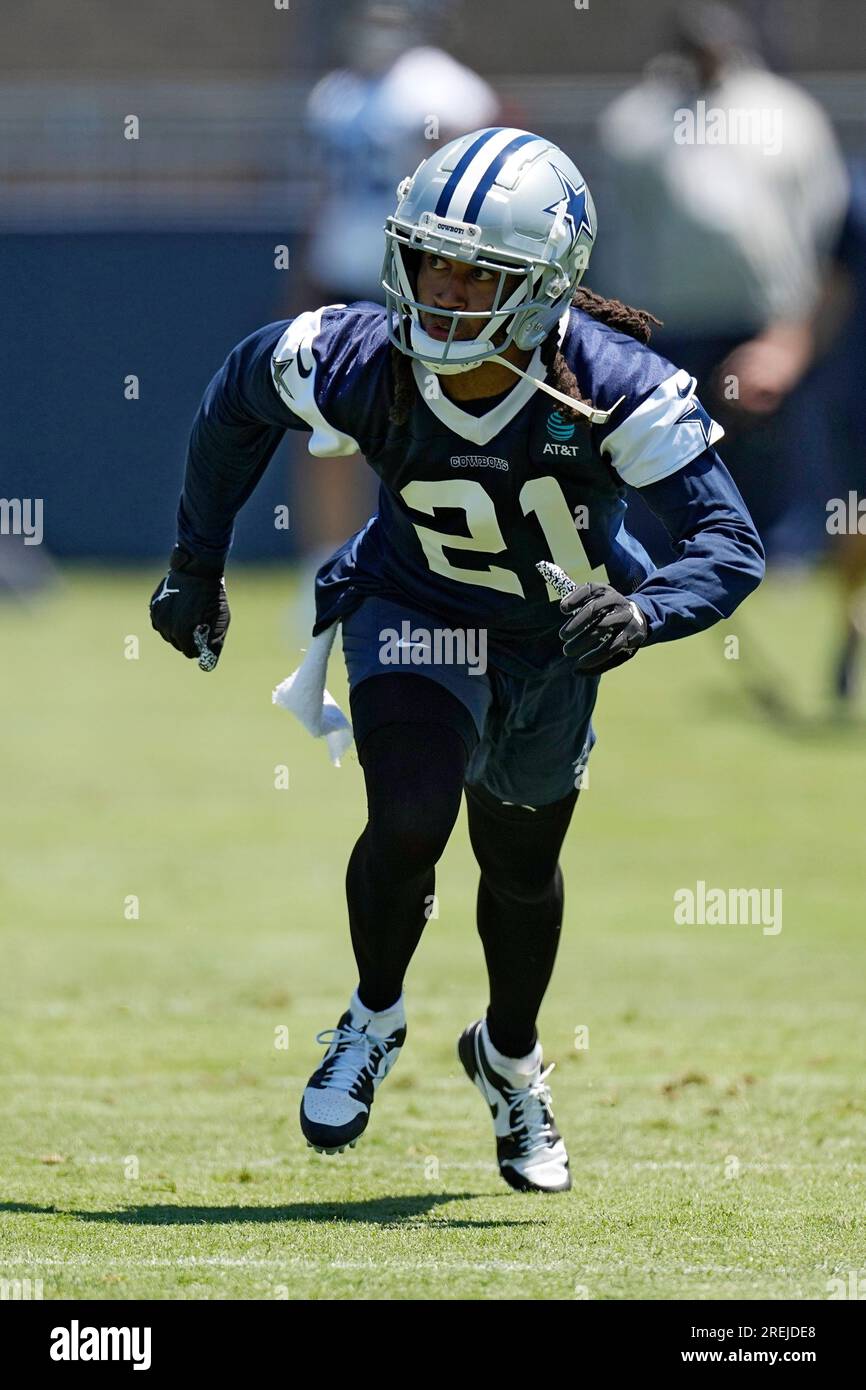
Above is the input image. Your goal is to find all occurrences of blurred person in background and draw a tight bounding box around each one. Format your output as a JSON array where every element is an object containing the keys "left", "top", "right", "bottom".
[
  {"left": 597, "top": 0, "right": 849, "bottom": 569},
  {"left": 821, "top": 165, "right": 866, "bottom": 704},
  {"left": 292, "top": 0, "right": 502, "bottom": 572}
]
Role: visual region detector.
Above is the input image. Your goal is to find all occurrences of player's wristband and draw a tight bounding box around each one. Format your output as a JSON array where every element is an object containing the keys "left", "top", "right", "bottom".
[{"left": 169, "top": 545, "right": 225, "bottom": 579}]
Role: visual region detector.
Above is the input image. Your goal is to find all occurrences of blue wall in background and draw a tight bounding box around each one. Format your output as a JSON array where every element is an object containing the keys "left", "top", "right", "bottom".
[{"left": 3, "top": 233, "right": 303, "bottom": 560}]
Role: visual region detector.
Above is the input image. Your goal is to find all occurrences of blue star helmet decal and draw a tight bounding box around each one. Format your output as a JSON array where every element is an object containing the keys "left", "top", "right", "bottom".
[
  {"left": 675, "top": 398, "right": 714, "bottom": 449},
  {"left": 543, "top": 167, "right": 594, "bottom": 247}
]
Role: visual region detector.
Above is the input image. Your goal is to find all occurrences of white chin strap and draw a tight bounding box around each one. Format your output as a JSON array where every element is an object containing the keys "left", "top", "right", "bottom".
[
  {"left": 489, "top": 353, "right": 625, "bottom": 426},
  {"left": 410, "top": 320, "right": 625, "bottom": 426}
]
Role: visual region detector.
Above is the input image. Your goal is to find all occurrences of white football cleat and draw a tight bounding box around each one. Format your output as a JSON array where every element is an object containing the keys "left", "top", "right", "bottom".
[
  {"left": 458, "top": 1019, "right": 571, "bottom": 1193},
  {"left": 300, "top": 1007, "right": 406, "bottom": 1154}
]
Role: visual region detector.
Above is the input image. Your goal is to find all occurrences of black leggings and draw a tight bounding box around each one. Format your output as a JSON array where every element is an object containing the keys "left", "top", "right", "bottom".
[{"left": 346, "top": 675, "right": 579, "bottom": 1057}]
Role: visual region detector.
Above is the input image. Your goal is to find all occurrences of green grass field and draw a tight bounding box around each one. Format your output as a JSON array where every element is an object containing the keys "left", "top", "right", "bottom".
[{"left": 1, "top": 565, "right": 865, "bottom": 1301}]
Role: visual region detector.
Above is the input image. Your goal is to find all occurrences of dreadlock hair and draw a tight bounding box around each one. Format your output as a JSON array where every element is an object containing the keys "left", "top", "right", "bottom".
[{"left": 388, "top": 285, "right": 662, "bottom": 428}]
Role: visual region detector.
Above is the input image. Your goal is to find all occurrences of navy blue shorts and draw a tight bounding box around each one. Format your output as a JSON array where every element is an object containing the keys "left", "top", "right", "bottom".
[{"left": 340, "top": 595, "right": 598, "bottom": 807}]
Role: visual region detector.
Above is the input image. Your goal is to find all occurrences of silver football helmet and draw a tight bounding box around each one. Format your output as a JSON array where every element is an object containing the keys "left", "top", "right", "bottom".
[{"left": 382, "top": 127, "right": 597, "bottom": 378}]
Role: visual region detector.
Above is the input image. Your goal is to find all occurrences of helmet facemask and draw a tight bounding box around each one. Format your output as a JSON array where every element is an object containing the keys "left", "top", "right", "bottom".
[
  {"left": 382, "top": 217, "right": 577, "bottom": 376},
  {"left": 377, "top": 128, "right": 622, "bottom": 424}
]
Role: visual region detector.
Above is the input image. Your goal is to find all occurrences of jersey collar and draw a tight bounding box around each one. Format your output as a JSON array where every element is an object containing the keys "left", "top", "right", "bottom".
[{"left": 410, "top": 306, "right": 572, "bottom": 446}]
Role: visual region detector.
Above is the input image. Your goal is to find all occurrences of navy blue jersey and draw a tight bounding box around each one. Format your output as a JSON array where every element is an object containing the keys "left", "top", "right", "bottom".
[{"left": 178, "top": 302, "right": 764, "bottom": 676}]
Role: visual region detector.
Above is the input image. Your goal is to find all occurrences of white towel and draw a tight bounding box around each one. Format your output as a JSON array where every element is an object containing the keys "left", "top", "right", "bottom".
[{"left": 271, "top": 622, "right": 353, "bottom": 766}]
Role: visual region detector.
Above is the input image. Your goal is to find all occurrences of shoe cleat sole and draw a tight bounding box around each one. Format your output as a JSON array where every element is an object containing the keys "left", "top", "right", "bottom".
[{"left": 307, "top": 1139, "right": 359, "bottom": 1155}]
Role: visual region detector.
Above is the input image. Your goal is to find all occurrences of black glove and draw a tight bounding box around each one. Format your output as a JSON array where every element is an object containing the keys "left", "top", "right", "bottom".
[
  {"left": 559, "top": 582, "right": 648, "bottom": 673},
  {"left": 149, "top": 546, "right": 230, "bottom": 669}
]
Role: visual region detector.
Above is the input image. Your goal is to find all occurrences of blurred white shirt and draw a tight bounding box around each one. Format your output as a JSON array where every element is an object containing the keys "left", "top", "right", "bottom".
[
  {"left": 305, "top": 46, "right": 500, "bottom": 300},
  {"left": 598, "top": 65, "right": 849, "bottom": 335}
]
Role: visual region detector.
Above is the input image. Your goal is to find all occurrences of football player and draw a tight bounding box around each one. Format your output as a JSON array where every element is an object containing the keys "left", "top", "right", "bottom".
[{"left": 150, "top": 128, "right": 764, "bottom": 1193}]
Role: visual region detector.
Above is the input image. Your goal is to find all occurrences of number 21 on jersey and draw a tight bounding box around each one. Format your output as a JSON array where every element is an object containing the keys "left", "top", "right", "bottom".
[{"left": 400, "top": 476, "right": 601, "bottom": 599}]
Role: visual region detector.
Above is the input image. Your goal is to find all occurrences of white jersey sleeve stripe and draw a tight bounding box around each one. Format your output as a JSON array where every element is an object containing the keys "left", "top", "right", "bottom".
[
  {"left": 601, "top": 369, "right": 724, "bottom": 488},
  {"left": 271, "top": 307, "right": 360, "bottom": 458}
]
